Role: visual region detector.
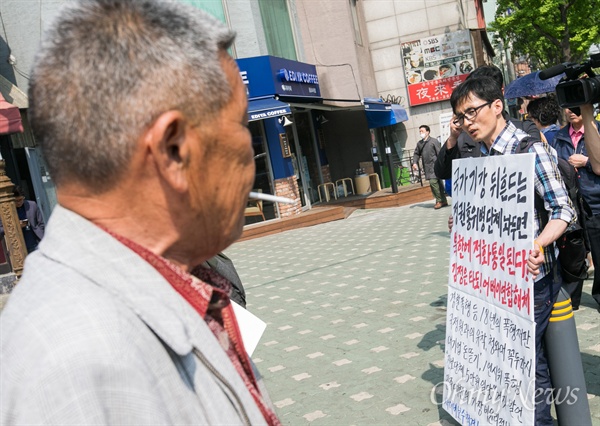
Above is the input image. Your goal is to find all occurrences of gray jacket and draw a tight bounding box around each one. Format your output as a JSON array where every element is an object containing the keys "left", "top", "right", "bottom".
[
  {"left": 0, "top": 205, "right": 268, "bottom": 425},
  {"left": 413, "top": 136, "right": 441, "bottom": 180}
]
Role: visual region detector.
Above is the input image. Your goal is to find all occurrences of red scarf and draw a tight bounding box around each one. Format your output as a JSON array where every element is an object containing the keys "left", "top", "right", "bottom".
[{"left": 111, "top": 233, "right": 280, "bottom": 426}]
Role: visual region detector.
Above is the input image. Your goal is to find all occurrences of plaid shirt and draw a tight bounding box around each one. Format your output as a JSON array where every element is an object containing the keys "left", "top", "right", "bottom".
[{"left": 481, "top": 121, "right": 576, "bottom": 280}]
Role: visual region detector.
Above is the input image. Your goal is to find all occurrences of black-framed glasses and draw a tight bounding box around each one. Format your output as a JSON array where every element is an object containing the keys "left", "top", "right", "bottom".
[{"left": 453, "top": 101, "right": 493, "bottom": 126}]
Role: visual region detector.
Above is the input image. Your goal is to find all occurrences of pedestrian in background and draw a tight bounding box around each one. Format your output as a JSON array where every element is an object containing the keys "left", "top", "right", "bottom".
[
  {"left": 413, "top": 125, "right": 447, "bottom": 209},
  {"left": 527, "top": 95, "right": 562, "bottom": 144},
  {"left": 0, "top": 185, "right": 45, "bottom": 253},
  {"left": 0, "top": 0, "right": 280, "bottom": 424}
]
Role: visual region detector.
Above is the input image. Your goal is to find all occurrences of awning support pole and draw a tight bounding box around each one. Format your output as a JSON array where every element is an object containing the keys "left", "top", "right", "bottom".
[{"left": 383, "top": 129, "right": 398, "bottom": 193}]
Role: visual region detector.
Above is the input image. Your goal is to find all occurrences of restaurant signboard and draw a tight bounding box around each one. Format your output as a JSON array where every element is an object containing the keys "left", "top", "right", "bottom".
[{"left": 402, "top": 30, "right": 475, "bottom": 106}]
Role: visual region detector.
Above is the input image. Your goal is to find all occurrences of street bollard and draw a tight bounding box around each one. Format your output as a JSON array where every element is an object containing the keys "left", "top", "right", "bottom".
[{"left": 545, "top": 288, "right": 591, "bottom": 426}]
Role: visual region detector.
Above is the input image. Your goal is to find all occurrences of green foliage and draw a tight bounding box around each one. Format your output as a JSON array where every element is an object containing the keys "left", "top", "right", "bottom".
[{"left": 489, "top": 0, "right": 600, "bottom": 67}]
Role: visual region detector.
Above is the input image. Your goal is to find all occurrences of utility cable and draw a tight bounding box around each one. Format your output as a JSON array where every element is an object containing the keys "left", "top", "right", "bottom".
[{"left": 299, "top": 0, "right": 362, "bottom": 100}]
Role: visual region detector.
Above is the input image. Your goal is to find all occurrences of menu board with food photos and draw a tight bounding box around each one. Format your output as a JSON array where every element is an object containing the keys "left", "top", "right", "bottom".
[{"left": 402, "top": 30, "right": 474, "bottom": 106}]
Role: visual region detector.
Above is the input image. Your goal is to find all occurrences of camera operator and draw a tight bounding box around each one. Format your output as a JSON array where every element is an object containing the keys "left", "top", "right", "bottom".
[
  {"left": 552, "top": 103, "right": 600, "bottom": 312},
  {"left": 580, "top": 103, "right": 600, "bottom": 311},
  {"left": 581, "top": 104, "right": 600, "bottom": 174}
]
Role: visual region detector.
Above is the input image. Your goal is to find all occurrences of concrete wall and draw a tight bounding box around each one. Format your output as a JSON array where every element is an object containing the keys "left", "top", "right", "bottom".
[
  {"left": 228, "top": 1, "right": 269, "bottom": 58},
  {"left": 363, "top": 0, "right": 481, "bottom": 150},
  {"left": 0, "top": 1, "right": 67, "bottom": 94},
  {"left": 294, "top": 0, "right": 379, "bottom": 102},
  {"left": 284, "top": 1, "right": 382, "bottom": 181}
]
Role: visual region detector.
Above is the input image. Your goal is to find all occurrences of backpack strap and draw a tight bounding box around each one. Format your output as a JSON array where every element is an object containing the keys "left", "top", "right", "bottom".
[
  {"left": 514, "top": 136, "right": 537, "bottom": 155},
  {"left": 513, "top": 137, "right": 549, "bottom": 228}
]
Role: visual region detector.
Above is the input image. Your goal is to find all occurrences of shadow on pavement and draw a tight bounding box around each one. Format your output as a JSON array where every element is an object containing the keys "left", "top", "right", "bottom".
[
  {"left": 417, "top": 323, "right": 446, "bottom": 352},
  {"left": 581, "top": 352, "right": 600, "bottom": 398},
  {"left": 409, "top": 202, "right": 436, "bottom": 209},
  {"left": 431, "top": 294, "right": 448, "bottom": 308},
  {"left": 422, "top": 363, "right": 461, "bottom": 425}
]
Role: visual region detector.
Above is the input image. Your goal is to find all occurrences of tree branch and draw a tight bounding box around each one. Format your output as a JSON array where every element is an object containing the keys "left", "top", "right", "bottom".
[
  {"left": 565, "top": 0, "right": 577, "bottom": 11},
  {"left": 530, "top": 22, "right": 561, "bottom": 49}
]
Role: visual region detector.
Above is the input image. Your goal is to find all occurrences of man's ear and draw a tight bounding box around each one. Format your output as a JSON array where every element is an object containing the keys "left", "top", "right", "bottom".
[
  {"left": 492, "top": 99, "right": 505, "bottom": 116},
  {"left": 143, "top": 111, "right": 191, "bottom": 193}
]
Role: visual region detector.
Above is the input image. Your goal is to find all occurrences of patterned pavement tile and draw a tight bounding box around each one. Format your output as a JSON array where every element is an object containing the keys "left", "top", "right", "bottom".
[{"left": 226, "top": 203, "right": 600, "bottom": 425}]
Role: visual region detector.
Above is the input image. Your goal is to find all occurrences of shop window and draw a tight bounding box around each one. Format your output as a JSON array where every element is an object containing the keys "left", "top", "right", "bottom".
[
  {"left": 179, "top": 0, "right": 226, "bottom": 23},
  {"left": 180, "top": 0, "right": 237, "bottom": 57},
  {"left": 258, "top": 0, "right": 297, "bottom": 60},
  {"left": 245, "top": 120, "right": 277, "bottom": 225}
]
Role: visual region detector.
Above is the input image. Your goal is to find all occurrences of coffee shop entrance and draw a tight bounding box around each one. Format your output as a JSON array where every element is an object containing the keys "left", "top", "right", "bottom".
[
  {"left": 237, "top": 56, "right": 411, "bottom": 225},
  {"left": 238, "top": 56, "right": 326, "bottom": 223}
]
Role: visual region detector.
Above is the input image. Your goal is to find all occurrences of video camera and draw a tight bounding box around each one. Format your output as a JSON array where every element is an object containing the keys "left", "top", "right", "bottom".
[{"left": 540, "top": 53, "right": 600, "bottom": 108}]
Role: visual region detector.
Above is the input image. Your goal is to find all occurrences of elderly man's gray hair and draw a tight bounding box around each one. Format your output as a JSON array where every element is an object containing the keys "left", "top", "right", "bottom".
[{"left": 29, "top": 0, "right": 235, "bottom": 192}]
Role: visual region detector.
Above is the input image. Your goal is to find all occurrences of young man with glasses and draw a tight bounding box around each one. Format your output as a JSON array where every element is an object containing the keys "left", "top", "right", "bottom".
[
  {"left": 449, "top": 76, "right": 575, "bottom": 426},
  {"left": 434, "top": 65, "right": 540, "bottom": 180}
]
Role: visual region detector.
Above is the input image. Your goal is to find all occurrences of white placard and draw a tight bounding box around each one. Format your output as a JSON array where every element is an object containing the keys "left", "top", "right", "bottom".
[
  {"left": 443, "top": 154, "right": 536, "bottom": 426},
  {"left": 231, "top": 301, "right": 267, "bottom": 357},
  {"left": 439, "top": 112, "right": 454, "bottom": 144}
]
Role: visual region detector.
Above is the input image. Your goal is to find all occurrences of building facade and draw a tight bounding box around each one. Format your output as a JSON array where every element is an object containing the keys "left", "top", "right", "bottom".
[
  {"left": 0, "top": 0, "right": 494, "bottom": 233},
  {"left": 0, "top": 1, "right": 60, "bottom": 223},
  {"left": 212, "top": 0, "right": 411, "bottom": 221},
  {"left": 361, "top": 0, "right": 494, "bottom": 151}
]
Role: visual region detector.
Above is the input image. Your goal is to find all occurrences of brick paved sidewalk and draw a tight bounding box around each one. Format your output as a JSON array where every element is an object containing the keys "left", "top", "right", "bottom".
[{"left": 226, "top": 201, "right": 600, "bottom": 426}]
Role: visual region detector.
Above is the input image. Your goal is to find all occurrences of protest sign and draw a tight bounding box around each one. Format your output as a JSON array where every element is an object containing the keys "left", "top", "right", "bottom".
[{"left": 443, "top": 154, "right": 536, "bottom": 426}]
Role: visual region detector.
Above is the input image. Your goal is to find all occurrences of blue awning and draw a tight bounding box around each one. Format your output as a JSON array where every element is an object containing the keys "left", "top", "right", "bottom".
[
  {"left": 363, "top": 99, "right": 408, "bottom": 128},
  {"left": 248, "top": 98, "right": 292, "bottom": 122}
]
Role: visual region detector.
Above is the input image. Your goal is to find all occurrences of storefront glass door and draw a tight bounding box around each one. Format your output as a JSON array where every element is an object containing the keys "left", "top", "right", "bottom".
[
  {"left": 283, "top": 125, "right": 307, "bottom": 209},
  {"left": 246, "top": 120, "right": 277, "bottom": 224},
  {"left": 24, "top": 147, "right": 57, "bottom": 223},
  {"left": 292, "top": 112, "right": 322, "bottom": 205}
]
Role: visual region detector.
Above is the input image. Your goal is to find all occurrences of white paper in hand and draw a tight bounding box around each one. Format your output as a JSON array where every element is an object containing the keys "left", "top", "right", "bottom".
[{"left": 231, "top": 301, "right": 267, "bottom": 357}]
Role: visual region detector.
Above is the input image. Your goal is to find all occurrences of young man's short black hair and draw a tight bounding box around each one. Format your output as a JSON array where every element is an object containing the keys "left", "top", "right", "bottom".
[
  {"left": 419, "top": 125, "right": 430, "bottom": 133},
  {"left": 527, "top": 96, "right": 560, "bottom": 126},
  {"left": 450, "top": 76, "right": 504, "bottom": 114},
  {"left": 466, "top": 65, "right": 504, "bottom": 89}
]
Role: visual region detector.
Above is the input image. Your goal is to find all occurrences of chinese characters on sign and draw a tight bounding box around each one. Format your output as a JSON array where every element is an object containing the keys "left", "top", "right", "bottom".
[
  {"left": 402, "top": 30, "right": 474, "bottom": 106},
  {"left": 443, "top": 154, "right": 536, "bottom": 426}
]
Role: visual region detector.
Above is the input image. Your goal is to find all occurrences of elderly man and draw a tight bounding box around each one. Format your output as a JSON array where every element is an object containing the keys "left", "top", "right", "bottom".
[
  {"left": 0, "top": 1, "right": 279, "bottom": 425},
  {"left": 449, "top": 77, "right": 575, "bottom": 426}
]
